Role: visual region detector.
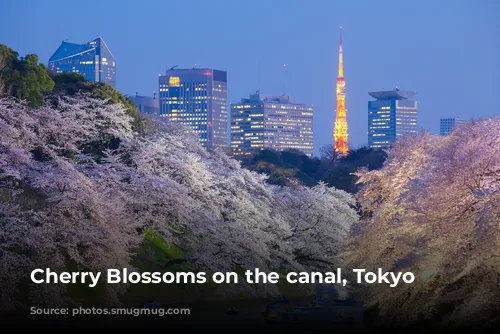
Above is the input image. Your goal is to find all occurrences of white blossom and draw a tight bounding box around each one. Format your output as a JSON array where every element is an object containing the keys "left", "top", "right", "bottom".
[
  {"left": 0, "top": 95, "right": 358, "bottom": 309},
  {"left": 346, "top": 120, "right": 500, "bottom": 328}
]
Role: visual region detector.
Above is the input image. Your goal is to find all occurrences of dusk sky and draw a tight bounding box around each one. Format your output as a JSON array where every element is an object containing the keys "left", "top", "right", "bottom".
[{"left": 2, "top": 0, "right": 499, "bottom": 156}]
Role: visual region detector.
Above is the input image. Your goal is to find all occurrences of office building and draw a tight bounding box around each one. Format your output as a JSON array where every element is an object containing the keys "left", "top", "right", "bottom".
[
  {"left": 48, "top": 36, "right": 116, "bottom": 87},
  {"left": 158, "top": 68, "right": 227, "bottom": 149},
  {"left": 128, "top": 93, "right": 159, "bottom": 115},
  {"left": 368, "top": 88, "right": 418, "bottom": 148},
  {"left": 230, "top": 92, "right": 314, "bottom": 157},
  {"left": 440, "top": 118, "right": 467, "bottom": 136}
]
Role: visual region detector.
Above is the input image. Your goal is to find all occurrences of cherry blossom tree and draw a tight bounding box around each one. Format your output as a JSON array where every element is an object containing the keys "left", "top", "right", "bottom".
[
  {"left": 345, "top": 120, "right": 500, "bottom": 328},
  {"left": 0, "top": 94, "right": 359, "bottom": 310}
]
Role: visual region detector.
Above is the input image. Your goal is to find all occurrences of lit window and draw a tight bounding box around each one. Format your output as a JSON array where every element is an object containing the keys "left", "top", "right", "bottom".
[{"left": 169, "top": 76, "right": 181, "bottom": 87}]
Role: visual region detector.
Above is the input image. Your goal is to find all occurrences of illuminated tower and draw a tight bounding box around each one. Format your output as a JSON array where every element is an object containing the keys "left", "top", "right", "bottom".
[{"left": 334, "top": 26, "right": 348, "bottom": 155}]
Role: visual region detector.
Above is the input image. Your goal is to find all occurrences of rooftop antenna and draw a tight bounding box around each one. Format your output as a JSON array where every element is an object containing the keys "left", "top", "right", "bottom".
[
  {"left": 169, "top": 65, "right": 178, "bottom": 71},
  {"left": 340, "top": 26, "right": 342, "bottom": 46},
  {"left": 257, "top": 60, "right": 261, "bottom": 94},
  {"left": 283, "top": 63, "right": 287, "bottom": 96},
  {"left": 153, "top": 91, "right": 156, "bottom": 99}
]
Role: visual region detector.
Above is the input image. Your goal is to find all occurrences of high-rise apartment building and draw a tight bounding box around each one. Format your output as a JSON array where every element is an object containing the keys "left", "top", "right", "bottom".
[
  {"left": 230, "top": 92, "right": 314, "bottom": 157},
  {"left": 440, "top": 118, "right": 467, "bottom": 136},
  {"left": 368, "top": 88, "right": 418, "bottom": 148},
  {"left": 158, "top": 68, "right": 228, "bottom": 149},
  {"left": 48, "top": 36, "right": 116, "bottom": 87}
]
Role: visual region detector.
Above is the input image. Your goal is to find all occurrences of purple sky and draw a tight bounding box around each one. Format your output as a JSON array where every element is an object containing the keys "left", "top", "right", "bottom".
[{"left": 2, "top": 0, "right": 499, "bottom": 156}]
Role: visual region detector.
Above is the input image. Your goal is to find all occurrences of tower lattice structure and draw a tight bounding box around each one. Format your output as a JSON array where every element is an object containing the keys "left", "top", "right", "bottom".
[{"left": 334, "top": 26, "right": 348, "bottom": 155}]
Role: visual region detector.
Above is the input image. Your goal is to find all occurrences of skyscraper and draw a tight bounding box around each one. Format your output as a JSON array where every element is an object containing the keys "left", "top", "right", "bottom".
[
  {"left": 230, "top": 92, "right": 314, "bottom": 157},
  {"left": 368, "top": 88, "right": 418, "bottom": 148},
  {"left": 334, "top": 26, "right": 349, "bottom": 155},
  {"left": 158, "top": 68, "right": 228, "bottom": 149},
  {"left": 440, "top": 118, "right": 467, "bottom": 136},
  {"left": 48, "top": 36, "right": 116, "bottom": 87}
]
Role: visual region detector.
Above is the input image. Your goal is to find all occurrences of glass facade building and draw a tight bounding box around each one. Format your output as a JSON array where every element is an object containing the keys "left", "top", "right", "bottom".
[
  {"left": 368, "top": 89, "right": 418, "bottom": 148},
  {"left": 230, "top": 92, "right": 314, "bottom": 157},
  {"left": 48, "top": 36, "right": 116, "bottom": 87},
  {"left": 158, "top": 68, "right": 228, "bottom": 149},
  {"left": 440, "top": 118, "right": 467, "bottom": 136}
]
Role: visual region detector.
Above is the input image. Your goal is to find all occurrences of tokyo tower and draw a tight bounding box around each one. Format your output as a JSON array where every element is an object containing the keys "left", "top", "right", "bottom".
[{"left": 334, "top": 26, "right": 349, "bottom": 155}]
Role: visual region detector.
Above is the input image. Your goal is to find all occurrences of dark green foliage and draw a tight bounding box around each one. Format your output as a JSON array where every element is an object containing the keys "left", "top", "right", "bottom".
[
  {"left": 339, "top": 146, "right": 386, "bottom": 169},
  {"left": 322, "top": 166, "right": 357, "bottom": 193},
  {"left": 321, "top": 147, "right": 387, "bottom": 193},
  {"left": 93, "top": 84, "right": 141, "bottom": 126},
  {"left": 49, "top": 72, "right": 140, "bottom": 156},
  {"left": 237, "top": 147, "right": 387, "bottom": 193},
  {"left": 0, "top": 44, "right": 54, "bottom": 107},
  {"left": 0, "top": 44, "right": 140, "bottom": 128},
  {"left": 80, "top": 136, "right": 122, "bottom": 164},
  {"left": 237, "top": 149, "right": 325, "bottom": 187},
  {"left": 50, "top": 72, "right": 141, "bottom": 127},
  {"left": 50, "top": 71, "right": 92, "bottom": 95}
]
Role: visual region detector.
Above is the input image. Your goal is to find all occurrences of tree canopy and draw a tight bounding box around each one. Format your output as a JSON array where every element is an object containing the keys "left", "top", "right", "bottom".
[
  {"left": 49, "top": 71, "right": 141, "bottom": 126},
  {"left": 0, "top": 44, "right": 54, "bottom": 107},
  {"left": 236, "top": 146, "right": 387, "bottom": 193},
  {"left": 0, "top": 95, "right": 358, "bottom": 310},
  {"left": 0, "top": 44, "right": 140, "bottom": 127},
  {"left": 344, "top": 120, "right": 500, "bottom": 328}
]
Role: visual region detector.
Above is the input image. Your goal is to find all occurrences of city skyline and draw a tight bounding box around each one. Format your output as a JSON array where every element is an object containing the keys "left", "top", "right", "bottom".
[{"left": 2, "top": 0, "right": 499, "bottom": 156}]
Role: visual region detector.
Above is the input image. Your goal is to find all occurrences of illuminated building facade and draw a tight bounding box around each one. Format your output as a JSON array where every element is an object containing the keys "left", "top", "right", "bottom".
[
  {"left": 333, "top": 26, "right": 349, "bottom": 155},
  {"left": 230, "top": 92, "right": 314, "bottom": 157},
  {"left": 368, "top": 88, "right": 418, "bottom": 148},
  {"left": 158, "top": 68, "right": 228, "bottom": 149},
  {"left": 440, "top": 118, "right": 467, "bottom": 136},
  {"left": 48, "top": 36, "right": 116, "bottom": 87}
]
